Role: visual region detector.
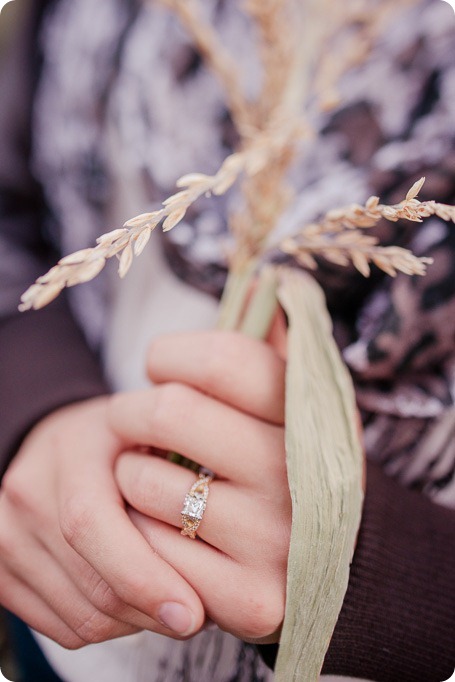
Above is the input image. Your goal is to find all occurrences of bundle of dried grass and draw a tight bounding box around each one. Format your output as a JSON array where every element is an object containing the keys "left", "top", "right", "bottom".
[
  {"left": 19, "top": 175, "right": 447, "bottom": 312},
  {"left": 18, "top": 1, "right": 454, "bottom": 679}
]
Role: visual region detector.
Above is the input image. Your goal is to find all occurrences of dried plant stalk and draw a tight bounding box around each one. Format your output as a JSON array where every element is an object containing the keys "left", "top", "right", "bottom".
[
  {"left": 278, "top": 178, "right": 450, "bottom": 278},
  {"left": 157, "top": 0, "right": 252, "bottom": 132},
  {"left": 18, "top": 119, "right": 307, "bottom": 311},
  {"left": 243, "top": 0, "right": 298, "bottom": 124},
  {"left": 312, "top": 0, "right": 416, "bottom": 110},
  {"left": 20, "top": 2, "right": 437, "bottom": 312},
  {"left": 19, "top": 178, "right": 448, "bottom": 311},
  {"left": 276, "top": 267, "right": 364, "bottom": 681}
]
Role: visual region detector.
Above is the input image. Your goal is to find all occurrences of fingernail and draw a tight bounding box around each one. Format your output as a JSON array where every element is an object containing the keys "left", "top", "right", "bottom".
[{"left": 158, "top": 602, "right": 195, "bottom": 635}]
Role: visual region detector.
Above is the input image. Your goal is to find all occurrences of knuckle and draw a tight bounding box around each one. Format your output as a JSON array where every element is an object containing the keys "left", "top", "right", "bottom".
[
  {"left": 245, "top": 603, "right": 283, "bottom": 640},
  {"left": 58, "top": 633, "right": 87, "bottom": 650},
  {"left": 1, "top": 467, "right": 29, "bottom": 511},
  {"left": 59, "top": 497, "right": 96, "bottom": 549},
  {"left": 55, "top": 627, "right": 88, "bottom": 650},
  {"left": 203, "top": 332, "right": 241, "bottom": 392},
  {"left": 133, "top": 475, "right": 165, "bottom": 521},
  {"left": 74, "top": 609, "right": 117, "bottom": 644},
  {"left": 150, "top": 383, "right": 192, "bottom": 436},
  {"left": 101, "top": 592, "right": 127, "bottom": 620},
  {"left": 88, "top": 576, "right": 126, "bottom": 618},
  {"left": 138, "top": 471, "right": 168, "bottom": 518},
  {"left": 241, "top": 587, "right": 284, "bottom": 640},
  {"left": 37, "top": 623, "right": 87, "bottom": 651},
  {"left": 122, "top": 458, "right": 157, "bottom": 515}
]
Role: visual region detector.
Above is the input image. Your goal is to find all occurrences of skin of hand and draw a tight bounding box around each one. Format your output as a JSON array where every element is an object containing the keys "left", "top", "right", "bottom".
[
  {"left": 0, "top": 396, "right": 206, "bottom": 649},
  {"left": 112, "top": 328, "right": 292, "bottom": 645}
]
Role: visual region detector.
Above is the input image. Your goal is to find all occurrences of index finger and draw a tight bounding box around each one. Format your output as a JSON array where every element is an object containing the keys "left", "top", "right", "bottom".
[{"left": 57, "top": 452, "right": 205, "bottom": 638}]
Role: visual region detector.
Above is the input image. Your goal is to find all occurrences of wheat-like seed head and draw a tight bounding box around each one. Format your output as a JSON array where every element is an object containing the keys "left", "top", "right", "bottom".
[
  {"left": 20, "top": 175, "right": 451, "bottom": 311},
  {"left": 19, "top": 2, "right": 445, "bottom": 312},
  {"left": 278, "top": 178, "right": 453, "bottom": 278},
  {"left": 18, "top": 118, "right": 307, "bottom": 311}
]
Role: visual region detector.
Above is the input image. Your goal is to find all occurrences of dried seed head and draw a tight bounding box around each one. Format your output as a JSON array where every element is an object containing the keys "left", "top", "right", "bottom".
[
  {"left": 176, "top": 173, "right": 212, "bottom": 188},
  {"left": 123, "top": 212, "right": 157, "bottom": 228},
  {"left": 96, "top": 228, "right": 129, "bottom": 246},
  {"left": 134, "top": 227, "right": 153, "bottom": 256},
  {"left": 59, "top": 249, "right": 95, "bottom": 265},
  {"left": 405, "top": 177, "right": 426, "bottom": 201},
  {"left": 163, "top": 208, "right": 187, "bottom": 231},
  {"left": 118, "top": 244, "right": 133, "bottom": 278}
]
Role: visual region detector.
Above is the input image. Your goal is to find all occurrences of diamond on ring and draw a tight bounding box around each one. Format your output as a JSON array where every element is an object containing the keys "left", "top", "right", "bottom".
[{"left": 181, "top": 473, "right": 212, "bottom": 539}]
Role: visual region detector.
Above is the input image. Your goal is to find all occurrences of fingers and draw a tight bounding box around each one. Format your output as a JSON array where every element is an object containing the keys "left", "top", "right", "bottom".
[
  {"left": 3, "top": 451, "right": 156, "bottom": 640},
  {"left": 0, "top": 505, "right": 139, "bottom": 645},
  {"left": 56, "top": 453, "right": 205, "bottom": 638},
  {"left": 0, "top": 482, "right": 140, "bottom": 648},
  {"left": 115, "top": 453, "right": 273, "bottom": 559},
  {"left": 42, "top": 525, "right": 184, "bottom": 636},
  {"left": 146, "top": 331, "right": 285, "bottom": 425},
  {"left": 1, "top": 398, "right": 206, "bottom": 643},
  {"left": 108, "top": 384, "right": 285, "bottom": 483},
  {"left": 0, "top": 569, "right": 85, "bottom": 650},
  {"left": 128, "top": 511, "right": 285, "bottom": 643}
]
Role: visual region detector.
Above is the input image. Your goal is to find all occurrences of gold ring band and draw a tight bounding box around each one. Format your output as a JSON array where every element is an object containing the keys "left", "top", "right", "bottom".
[{"left": 181, "top": 473, "right": 212, "bottom": 539}]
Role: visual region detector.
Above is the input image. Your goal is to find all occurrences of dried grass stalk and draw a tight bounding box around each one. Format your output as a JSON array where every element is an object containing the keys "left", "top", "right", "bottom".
[
  {"left": 276, "top": 267, "right": 364, "bottom": 681},
  {"left": 279, "top": 178, "right": 448, "bottom": 278},
  {"left": 313, "top": 0, "right": 416, "bottom": 110},
  {"left": 157, "top": 0, "right": 252, "bottom": 132},
  {"left": 20, "top": 177, "right": 447, "bottom": 311},
  {"left": 18, "top": 120, "right": 307, "bottom": 311},
  {"left": 20, "top": 1, "right": 435, "bottom": 311}
]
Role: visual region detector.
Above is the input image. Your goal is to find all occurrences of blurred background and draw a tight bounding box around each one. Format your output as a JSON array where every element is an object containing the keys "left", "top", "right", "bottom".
[{"left": 0, "top": 1, "right": 18, "bottom": 57}]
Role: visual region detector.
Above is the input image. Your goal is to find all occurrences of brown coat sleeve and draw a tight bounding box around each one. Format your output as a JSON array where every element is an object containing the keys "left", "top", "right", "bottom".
[{"left": 0, "top": 0, "right": 108, "bottom": 475}]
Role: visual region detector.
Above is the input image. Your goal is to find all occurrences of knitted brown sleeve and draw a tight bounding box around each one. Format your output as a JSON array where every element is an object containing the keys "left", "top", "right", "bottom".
[{"left": 0, "top": 299, "right": 109, "bottom": 477}]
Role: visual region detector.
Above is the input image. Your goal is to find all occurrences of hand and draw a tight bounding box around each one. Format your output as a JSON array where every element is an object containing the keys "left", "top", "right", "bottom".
[
  {"left": 112, "top": 330, "right": 291, "bottom": 644},
  {"left": 0, "top": 397, "right": 205, "bottom": 649}
]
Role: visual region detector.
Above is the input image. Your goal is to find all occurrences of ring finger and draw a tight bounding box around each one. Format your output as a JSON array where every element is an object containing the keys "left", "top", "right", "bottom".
[{"left": 115, "top": 452, "right": 283, "bottom": 562}]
